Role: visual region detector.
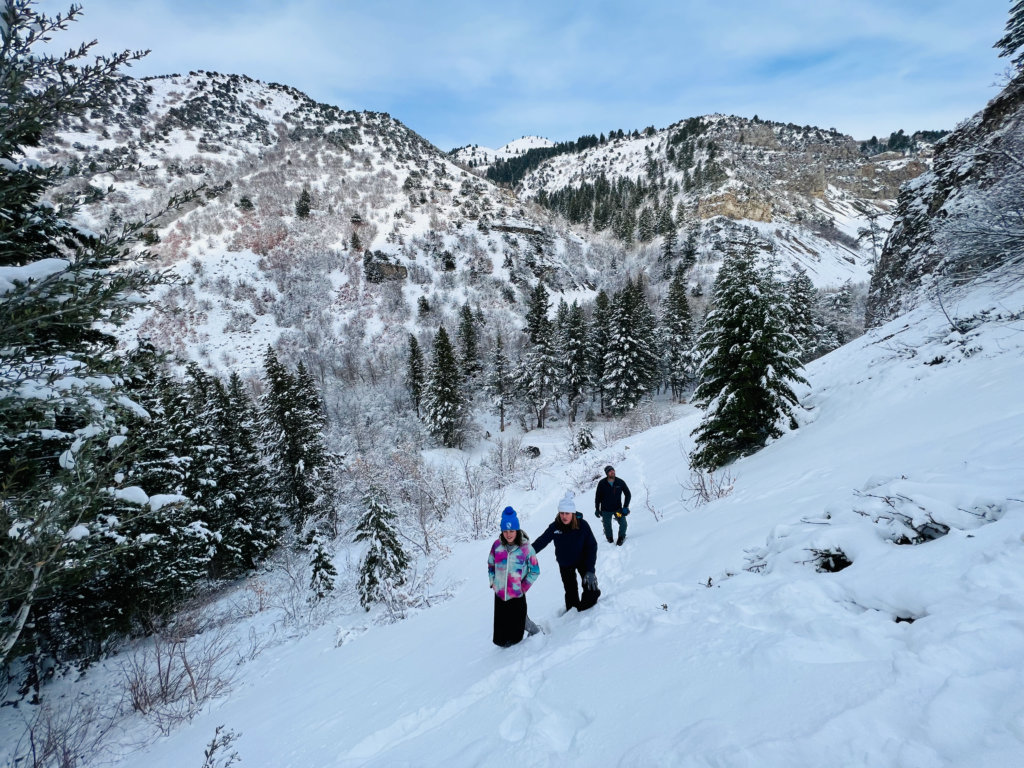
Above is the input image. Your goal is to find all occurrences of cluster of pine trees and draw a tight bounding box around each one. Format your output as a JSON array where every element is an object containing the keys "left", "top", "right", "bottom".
[
  {"left": 0, "top": 3, "right": 343, "bottom": 670},
  {"left": 405, "top": 226, "right": 846, "bottom": 473}
]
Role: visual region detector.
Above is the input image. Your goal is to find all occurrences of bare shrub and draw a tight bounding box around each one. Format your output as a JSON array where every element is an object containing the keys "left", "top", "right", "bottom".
[
  {"left": 598, "top": 403, "right": 673, "bottom": 447},
  {"left": 121, "top": 605, "right": 236, "bottom": 735},
  {"left": 8, "top": 698, "right": 124, "bottom": 768},
  {"left": 483, "top": 436, "right": 523, "bottom": 487},
  {"left": 642, "top": 481, "right": 662, "bottom": 522},
  {"left": 680, "top": 467, "right": 736, "bottom": 508},
  {"left": 452, "top": 457, "right": 502, "bottom": 539},
  {"left": 200, "top": 725, "right": 241, "bottom": 768}
]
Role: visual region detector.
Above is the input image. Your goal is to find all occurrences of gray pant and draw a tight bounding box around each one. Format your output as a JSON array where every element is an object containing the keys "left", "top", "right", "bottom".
[{"left": 599, "top": 510, "right": 627, "bottom": 540}]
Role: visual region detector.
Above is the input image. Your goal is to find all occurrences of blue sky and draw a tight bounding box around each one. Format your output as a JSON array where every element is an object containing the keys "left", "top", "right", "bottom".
[{"left": 71, "top": 0, "right": 1010, "bottom": 150}]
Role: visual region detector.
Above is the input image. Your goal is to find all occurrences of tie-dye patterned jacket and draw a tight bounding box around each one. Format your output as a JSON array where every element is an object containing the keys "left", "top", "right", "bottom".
[{"left": 488, "top": 537, "right": 540, "bottom": 601}]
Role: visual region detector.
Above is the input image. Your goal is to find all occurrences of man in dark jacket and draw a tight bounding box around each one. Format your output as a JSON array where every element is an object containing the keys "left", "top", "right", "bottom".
[
  {"left": 595, "top": 465, "right": 631, "bottom": 545},
  {"left": 533, "top": 491, "right": 600, "bottom": 612}
]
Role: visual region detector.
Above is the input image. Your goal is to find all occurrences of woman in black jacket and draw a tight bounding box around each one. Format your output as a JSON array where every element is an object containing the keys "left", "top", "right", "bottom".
[{"left": 533, "top": 492, "right": 600, "bottom": 611}]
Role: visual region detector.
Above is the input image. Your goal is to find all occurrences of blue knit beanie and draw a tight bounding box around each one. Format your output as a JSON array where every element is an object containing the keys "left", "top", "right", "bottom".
[{"left": 500, "top": 506, "right": 520, "bottom": 531}]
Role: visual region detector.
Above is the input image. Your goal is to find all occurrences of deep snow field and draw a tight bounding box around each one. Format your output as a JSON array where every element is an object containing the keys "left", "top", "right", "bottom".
[{"left": 7, "top": 277, "right": 1022, "bottom": 768}]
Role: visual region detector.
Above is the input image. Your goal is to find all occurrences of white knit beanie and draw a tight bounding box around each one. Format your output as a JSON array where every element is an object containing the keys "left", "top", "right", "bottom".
[{"left": 557, "top": 491, "right": 576, "bottom": 513}]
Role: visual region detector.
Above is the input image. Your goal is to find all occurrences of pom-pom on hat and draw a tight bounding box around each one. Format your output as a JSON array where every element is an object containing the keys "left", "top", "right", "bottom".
[
  {"left": 557, "top": 491, "right": 576, "bottom": 513},
  {"left": 501, "top": 506, "right": 520, "bottom": 531}
]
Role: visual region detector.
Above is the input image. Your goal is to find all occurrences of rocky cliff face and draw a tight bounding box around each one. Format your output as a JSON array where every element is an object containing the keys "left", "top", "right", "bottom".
[{"left": 866, "top": 76, "right": 1024, "bottom": 327}]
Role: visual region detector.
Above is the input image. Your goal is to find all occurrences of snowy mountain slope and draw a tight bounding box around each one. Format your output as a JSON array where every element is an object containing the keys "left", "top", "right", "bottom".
[
  {"left": 94, "top": 276, "right": 1024, "bottom": 767},
  {"left": 867, "top": 73, "right": 1024, "bottom": 327},
  {"left": 511, "top": 115, "right": 934, "bottom": 287},
  {"left": 451, "top": 136, "right": 555, "bottom": 172},
  {"left": 27, "top": 71, "right": 598, "bottom": 374}
]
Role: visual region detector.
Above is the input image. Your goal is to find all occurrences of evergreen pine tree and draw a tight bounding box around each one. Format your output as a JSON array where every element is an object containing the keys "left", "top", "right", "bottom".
[
  {"left": 589, "top": 290, "right": 612, "bottom": 413},
  {"left": 406, "top": 334, "right": 425, "bottom": 416},
  {"left": 295, "top": 188, "right": 311, "bottom": 219},
  {"left": 784, "top": 265, "right": 822, "bottom": 363},
  {"left": 0, "top": 3, "right": 200, "bottom": 665},
  {"left": 601, "top": 277, "right": 660, "bottom": 413},
  {"left": 690, "top": 237, "right": 808, "bottom": 469},
  {"left": 995, "top": 1, "right": 1024, "bottom": 68},
  {"left": 637, "top": 207, "right": 656, "bottom": 242},
  {"left": 355, "top": 485, "right": 409, "bottom": 610},
  {"left": 308, "top": 534, "right": 337, "bottom": 603},
  {"left": 561, "top": 301, "right": 592, "bottom": 422},
  {"left": 423, "top": 327, "right": 467, "bottom": 448},
  {"left": 456, "top": 303, "right": 481, "bottom": 382},
  {"left": 485, "top": 331, "right": 515, "bottom": 432},
  {"left": 681, "top": 226, "right": 699, "bottom": 272},
  {"left": 517, "top": 285, "right": 560, "bottom": 428},
  {"left": 220, "top": 372, "right": 280, "bottom": 569},
  {"left": 661, "top": 266, "right": 696, "bottom": 400},
  {"left": 259, "top": 348, "right": 337, "bottom": 532}
]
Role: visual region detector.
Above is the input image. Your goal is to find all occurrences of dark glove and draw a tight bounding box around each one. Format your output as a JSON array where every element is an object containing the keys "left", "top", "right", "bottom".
[
  {"left": 622, "top": 507, "right": 630, "bottom": 516},
  {"left": 583, "top": 571, "right": 598, "bottom": 591},
  {"left": 595, "top": 510, "right": 601, "bottom": 519}
]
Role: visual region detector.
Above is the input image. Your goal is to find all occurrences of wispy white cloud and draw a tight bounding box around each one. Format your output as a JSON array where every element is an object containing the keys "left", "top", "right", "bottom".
[{"left": 68, "top": 0, "right": 1008, "bottom": 149}]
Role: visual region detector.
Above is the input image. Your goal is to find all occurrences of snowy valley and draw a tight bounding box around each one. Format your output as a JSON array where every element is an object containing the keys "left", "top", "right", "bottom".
[{"left": 2, "top": 2, "right": 1024, "bottom": 767}]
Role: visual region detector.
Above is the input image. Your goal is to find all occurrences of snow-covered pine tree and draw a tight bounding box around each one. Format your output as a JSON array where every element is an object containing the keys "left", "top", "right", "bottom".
[
  {"left": 589, "top": 290, "right": 611, "bottom": 413},
  {"left": 517, "top": 286, "right": 560, "bottom": 428},
  {"left": 561, "top": 301, "right": 592, "bottom": 423},
  {"left": 690, "top": 235, "right": 808, "bottom": 470},
  {"left": 0, "top": 2, "right": 198, "bottom": 666},
  {"left": 784, "top": 264, "right": 824, "bottom": 363},
  {"left": 355, "top": 485, "right": 409, "bottom": 610},
  {"left": 295, "top": 188, "right": 311, "bottom": 219},
  {"left": 637, "top": 207, "right": 656, "bottom": 242},
  {"left": 485, "top": 331, "right": 515, "bottom": 432},
  {"left": 407, "top": 334, "right": 425, "bottom": 417},
  {"left": 681, "top": 226, "right": 699, "bottom": 272},
  {"left": 259, "top": 348, "right": 339, "bottom": 532},
  {"left": 661, "top": 266, "right": 696, "bottom": 400},
  {"left": 601, "top": 277, "right": 660, "bottom": 413},
  {"left": 995, "top": 1, "right": 1024, "bottom": 68},
  {"left": 456, "top": 303, "right": 481, "bottom": 383},
  {"left": 216, "top": 372, "right": 280, "bottom": 572},
  {"left": 423, "top": 327, "right": 468, "bottom": 448},
  {"left": 307, "top": 534, "right": 337, "bottom": 603}
]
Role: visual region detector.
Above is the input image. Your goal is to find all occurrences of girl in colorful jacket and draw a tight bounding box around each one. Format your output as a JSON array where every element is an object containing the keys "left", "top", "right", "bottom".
[{"left": 488, "top": 506, "right": 540, "bottom": 647}]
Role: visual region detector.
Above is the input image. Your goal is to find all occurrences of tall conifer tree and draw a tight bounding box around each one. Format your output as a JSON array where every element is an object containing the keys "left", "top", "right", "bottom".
[
  {"left": 355, "top": 485, "right": 409, "bottom": 610},
  {"left": 661, "top": 266, "right": 696, "bottom": 400},
  {"left": 406, "top": 334, "right": 425, "bottom": 417},
  {"left": 423, "top": 327, "right": 467, "bottom": 448},
  {"left": 485, "top": 331, "right": 515, "bottom": 432},
  {"left": 690, "top": 237, "right": 807, "bottom": 469}
]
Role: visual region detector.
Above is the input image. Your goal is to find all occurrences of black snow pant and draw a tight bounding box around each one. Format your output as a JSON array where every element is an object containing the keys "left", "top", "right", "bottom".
[
  {"left": 559, "top": 563, "right": 600, "bottom": 612},
  {"left": 493, "top": 594, "right": 527, "bottom": 647}
]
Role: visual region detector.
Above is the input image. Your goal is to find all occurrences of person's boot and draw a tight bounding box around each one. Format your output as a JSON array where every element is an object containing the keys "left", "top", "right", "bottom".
[
  {"left": 616, "top": 532, "right": 626, "bottom": 546},
  {"left": 524, "top": 615, "right": 542, "bottom": 636},
  {"left": 606, "top": 535, "right": 613, "bottom": 544}
]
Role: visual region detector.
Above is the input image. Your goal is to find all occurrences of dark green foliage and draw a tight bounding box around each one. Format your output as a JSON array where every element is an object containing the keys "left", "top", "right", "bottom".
[
  {"left": 485, "top": 331, "right": 515, "bottom": 432},
  {"left": 661, "top": 267, "right": 696, "bottom": 399},
  {"left": 784, "top": 265, "right": 824, "bottom": 363},
  {"left": 308, "top": 534, "right": 337, "bottom": 603},
  {"left": 560, "top": 301, "right": 591, "bottom": 422},
  {"left": 423, "top": 327, "right": 467, "bottom": 447},
  {"left": 486, "top": 134, "right": 600, "bottom": 186},
  {"left": 690, "top": 237, "right": 808, "bottom": 469},
  {"left": 517, "top": 283, "right": 560, "bottom": 428},
  {"left": 355, "top": 485, "right": 409, "bottom": 610},
  {"left": 260, "top": 348, "right": 338, "bottom": 532},
  {"left": 0, "top": 2, "right": 204, "bottom": 666},
  {"left": 589, "top": 290, "right": 611, "bottom": 412},
  {"left": 407, "top": 334, "right": 425, "bottom": 416},
  {"left": 295, "top": 188, "right": 311, "bottom": 218},
  {"left": 236, "top": 195, "right": 254, "bottom": 211},
  {"left": 601, "top": 277, "right": 660, "bottom": 413},
  {"left": 417, "top": 295, "right": 430, "bottom": 317},
  {"left": 457, "top": 303, "right": 481, "bottom": 381}
]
